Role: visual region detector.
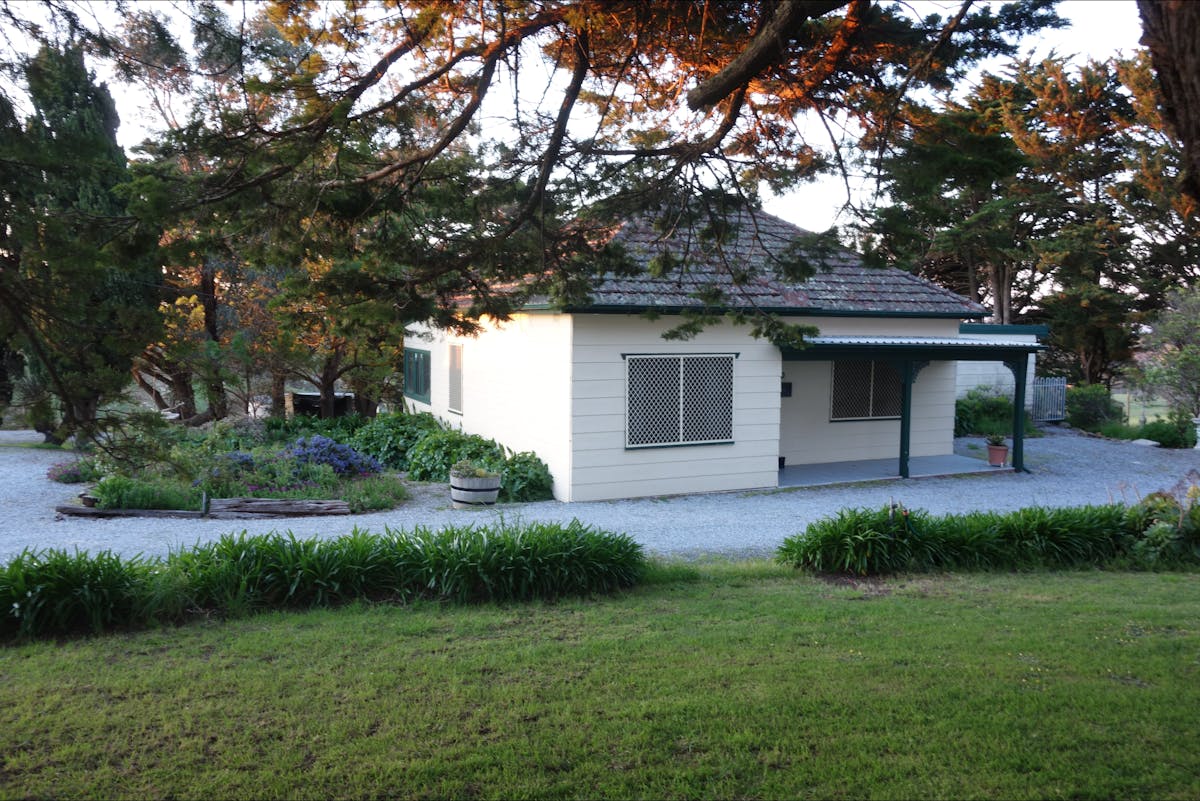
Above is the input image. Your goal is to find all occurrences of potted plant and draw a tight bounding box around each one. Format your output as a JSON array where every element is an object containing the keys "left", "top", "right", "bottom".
[
  {"left": 985, "top": 434, "right": 1009, "bottom": 467},
  {"left": 449, "top": 459, "right": 502, "bottom": 508}
]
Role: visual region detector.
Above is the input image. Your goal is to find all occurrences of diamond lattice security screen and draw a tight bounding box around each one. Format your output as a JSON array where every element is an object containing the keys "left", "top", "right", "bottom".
[
  {"left": 627, "top": 355, "right": 734, "bottom": 447},
  {"left": 831, "top": 359, "right": 902, "bottom": 420}
]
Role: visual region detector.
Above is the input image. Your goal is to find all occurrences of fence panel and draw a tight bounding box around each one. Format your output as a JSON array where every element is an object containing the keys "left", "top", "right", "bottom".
[{"left": 1032, "top": 377, "right": 1067, "bottom": 422}]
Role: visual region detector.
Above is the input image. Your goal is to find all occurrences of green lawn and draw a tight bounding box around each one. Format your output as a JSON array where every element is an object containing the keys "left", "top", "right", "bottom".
[
  {"left": 2, "top": 565, "right": 1198, "bottom": 800},
  {"left": 1112, "top": 391, "right": 1173, "bottom": 424}
]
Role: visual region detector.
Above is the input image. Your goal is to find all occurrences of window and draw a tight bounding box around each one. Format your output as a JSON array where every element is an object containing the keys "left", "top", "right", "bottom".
[
  {"left": 627, "top": 354, "right": 734, "bottom": 448},
  {"left": 403, "top": 348, "right": 431, "bottom": 405},
  {"left": 448, "top": 343, "right": 463, "bottom": 414},
  {"left": 830, "top": 360, "right": 902, "bottom": 420}
]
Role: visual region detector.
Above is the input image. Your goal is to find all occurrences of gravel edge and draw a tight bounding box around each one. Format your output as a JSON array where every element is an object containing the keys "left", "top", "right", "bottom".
[{"left": 2, "top": 427, "right": 1197, "bottom": 563}]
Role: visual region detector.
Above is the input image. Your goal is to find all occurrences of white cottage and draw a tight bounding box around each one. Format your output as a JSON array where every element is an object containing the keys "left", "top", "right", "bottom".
[{"left": 403, "top": 209, "right": 1041, "bottom": 502}]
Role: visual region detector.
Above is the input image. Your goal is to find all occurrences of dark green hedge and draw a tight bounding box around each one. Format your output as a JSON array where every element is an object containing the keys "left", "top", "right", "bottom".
[
  {"left": 778, "top": 495, "right": 1200, "bottom": 575},
  {"left": 0, "top": 521, "right": 643, "bottom": 641}
]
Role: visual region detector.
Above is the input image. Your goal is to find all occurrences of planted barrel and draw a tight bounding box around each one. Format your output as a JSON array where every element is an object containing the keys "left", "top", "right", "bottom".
[{"left": 450, "top": 475, "right": 501, "bottom": 508}]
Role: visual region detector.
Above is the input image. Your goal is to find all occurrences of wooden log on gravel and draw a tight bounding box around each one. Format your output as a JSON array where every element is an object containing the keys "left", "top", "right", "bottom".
[
  {"left": 56, "top": 506, "right": 205, "bottom": 519},
  {"left": 57, "top": 498, "right": 351, "bottom": 519},
  {"left": 206, "top": 498, "right": 352, "bottom": 516}
]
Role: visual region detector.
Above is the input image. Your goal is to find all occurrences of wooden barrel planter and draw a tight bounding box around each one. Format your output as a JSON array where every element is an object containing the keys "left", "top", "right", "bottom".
[{"left": 450, "top": 475, "right": 501, "bottom": 509}]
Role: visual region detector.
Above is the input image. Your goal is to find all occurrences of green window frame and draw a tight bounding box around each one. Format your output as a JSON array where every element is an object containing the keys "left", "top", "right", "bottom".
[{"left": 404, "top": 348, "right": 431, "bottom": 405}]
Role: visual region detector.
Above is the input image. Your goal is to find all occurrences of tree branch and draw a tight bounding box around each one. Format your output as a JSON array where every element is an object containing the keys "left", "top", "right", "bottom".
[{"left": 686, "top": 0, "right": 848, "bottom": 111}]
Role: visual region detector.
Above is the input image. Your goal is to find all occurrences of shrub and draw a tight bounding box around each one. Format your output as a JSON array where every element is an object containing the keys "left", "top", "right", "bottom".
[
  {"left": 1122, "top": 473, "right": 1200, "bottom": 566},
  {"left": 46, "top": 458, "right": 103, "bottom": 484},
  {"left": 1066, "top": 384, "right": 1123, "bottom": 431},
  {"left": 955, "top": 387, "right": 1015, "bottom": 437},
  {"left": 954, "top": 386, "right": 1036, "bottom": 438},
  {"left": 501, "top": 451, "right": 555, "bottom": 502},
  {"left": 93, "top": 411, "right": 192, "bottom": 475},
  {"left": 1098, "top": 411, "right": 1195, "bottom": 449},
  {"left": 405, "top": 430, "right": 554, "bottom": 501},
  {"left": 0, "top": 522, "right": 644, "bottom": 640},
  {"left": 261, "top": 413, "right": 369, "bottom": 445},
  {"left": 350, "top": 412, "right": 444, "bottom": 469},
  {"left": 777, "top": 503, "right": 1130, "bottom": 575},
  {"left": 0, "top": 548, "right": 165, "bottom": 639},
  {"left": 91, "top": 475, "right": 202, "bottom": 511},
  {"left": 406, "top": 430, "right": 506, "bottom": 481},
  {"left": 339, "top": 474, "right": 410, "bottom": 513},
  {"left": 283, "top": 436, "right": 383, "bottom": 476},
  {"left": 1143, "top": 409, "right": 1198, "bottom": 448},
  {"left": 395, "top": 520, "right": 644, "bottom": 603}
]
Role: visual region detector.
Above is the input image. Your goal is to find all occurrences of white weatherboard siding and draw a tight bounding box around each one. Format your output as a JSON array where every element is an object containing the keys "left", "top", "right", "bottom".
[
  {"left": 810, "top": 317, "right": 960, "bottom": 338},
  {"left": 780, "top": 361, "right": 956, "bottom": 465},
  {"left": 955, "top": 359, "right": 1037, "bottom": 407},
  {"left": 779, "top": 317, "right": 959, "bottom": 466},
  {"left": 569, "top": 315, "right": 782, "bottom": 502},
  {"left": 403, "top": 315, "right": 574, "bottom": 500}
]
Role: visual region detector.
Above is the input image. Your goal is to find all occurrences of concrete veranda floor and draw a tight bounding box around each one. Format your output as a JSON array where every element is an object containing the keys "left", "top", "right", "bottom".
[{"left": 778, "top": 453, "right": 1006, "bottom": 487}]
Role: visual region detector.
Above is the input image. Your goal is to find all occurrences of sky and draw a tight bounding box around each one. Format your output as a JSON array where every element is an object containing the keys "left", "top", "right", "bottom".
[
  {"left": 90, "top": 0, "right": 1148, "bottom": 233},
  {"left": 764, "top": 0, "right": 1148, "bottom": 231}
]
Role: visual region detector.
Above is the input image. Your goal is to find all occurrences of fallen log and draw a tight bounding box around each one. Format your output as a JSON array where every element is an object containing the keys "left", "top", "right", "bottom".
[
  {"left": 56, "top": 497, "right": 352, "bottom": 519},
  {"left": 57, "top": 506, "right": 205, "bottom": 519},
  {"left": 206, "top": 498, "right": 352, "bottom": 516}
]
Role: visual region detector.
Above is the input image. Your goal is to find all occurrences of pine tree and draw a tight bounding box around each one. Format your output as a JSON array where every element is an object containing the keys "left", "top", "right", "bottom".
[{"left": 0, "top": 45, "right": 162, "bottom": 443}]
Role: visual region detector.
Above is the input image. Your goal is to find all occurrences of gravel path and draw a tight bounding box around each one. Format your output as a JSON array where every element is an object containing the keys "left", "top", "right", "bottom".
[{"left": 2, "top": 427, "right": 1197, "bottom": 563}]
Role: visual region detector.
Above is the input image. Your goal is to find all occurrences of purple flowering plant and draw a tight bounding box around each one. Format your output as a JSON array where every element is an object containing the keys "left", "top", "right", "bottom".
[
  {"left": 46, "top": 459, "right": 102, "bottom": 484},
  {"left": 283, "top": 436, "right": 383, "bottom": 477}
]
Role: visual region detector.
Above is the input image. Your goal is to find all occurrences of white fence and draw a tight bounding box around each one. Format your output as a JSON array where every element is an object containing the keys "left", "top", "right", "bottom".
[{"left": 1031, "top": 377, "right": 1067, "bottom": 422}]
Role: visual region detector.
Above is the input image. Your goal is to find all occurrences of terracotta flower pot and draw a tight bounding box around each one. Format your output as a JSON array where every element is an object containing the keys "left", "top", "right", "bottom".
[{"left": 986, "top": 444, "right": 1009, "bottom": 467}]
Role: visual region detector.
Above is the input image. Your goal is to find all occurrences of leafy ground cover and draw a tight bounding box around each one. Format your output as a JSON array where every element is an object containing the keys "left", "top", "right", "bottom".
[
  {"left": 47, "top": 411, "right": 555, "bottom": 509},
  {"left": 1, "top": 566, "right": 1197, "bottom": 800}
]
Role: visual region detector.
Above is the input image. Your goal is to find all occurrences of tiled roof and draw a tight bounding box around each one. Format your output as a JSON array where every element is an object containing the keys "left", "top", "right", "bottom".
[{"left": 581, "top": 207, "right": 985, "bottom": 318}]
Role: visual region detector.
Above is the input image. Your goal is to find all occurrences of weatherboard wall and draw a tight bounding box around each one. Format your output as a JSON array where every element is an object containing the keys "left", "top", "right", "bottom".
[
  {"left": 567, "top": 314, "right": 782, "bottom": 502},
  {"left": 778, "top": 360, "right": 956, "bottom": 466},
  {"left": 779, "top": 316, "right": 959, "bottom": 466},
  {"left": 403, "top": 314, "right": 574, "bottom": 500}
]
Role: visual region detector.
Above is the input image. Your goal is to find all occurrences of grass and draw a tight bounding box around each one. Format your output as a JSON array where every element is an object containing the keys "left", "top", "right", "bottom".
[
  {"left": 1, "top": 566, "right": 1198, "bottom": 799},
  {"left": 1112, "top": 392, "right": 1172, "bottom": 424}
]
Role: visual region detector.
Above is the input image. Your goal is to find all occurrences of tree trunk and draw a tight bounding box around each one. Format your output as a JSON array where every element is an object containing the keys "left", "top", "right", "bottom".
[
  {"left": 131, "top": 366, "right": 169, "bottom": 410},
  {"left": 1138, "top": 0, "right": 1200, "bottom": 203},
  {"left": 987, "top": 262, "right": 1012, "bottom": 324},
  {"left": 199, "top": 260, "right": 228, "bottom": 420},
  {"left": 134, "top": 348, "right": 198, "bottom": 418},
  {"left": 318, "top": 352, "right": 341, "bottom": 418},
  {"left": 353, "top": 392, "right": 377, "bottom": 418},
  {"left": 168, "top": 364, "right": 197, "bottom": 419},
  {"left": 0, "top": 343, "right": 25, "bottom": 423},
  {"left": 270, "top": 370, "right": 287, "bottom": 418}
]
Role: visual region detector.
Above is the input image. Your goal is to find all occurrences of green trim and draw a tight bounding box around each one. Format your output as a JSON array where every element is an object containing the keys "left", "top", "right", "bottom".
[
  {"left": 782, "top": 342, "right": 1042, "bottom": 362},
  {"left": 959, "top": 322, "right": 1049, "bottom": 336},
  {"left": 403, "top": 348, "right": 431, "bottom": 405},
  {"left": 620, "top": 351, "right": 740, "bottom": 359}
]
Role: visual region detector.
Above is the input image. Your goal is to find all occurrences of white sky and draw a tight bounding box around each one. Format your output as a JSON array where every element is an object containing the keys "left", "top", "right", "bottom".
[
  {"left": 764, "top": 0, "right": 1147, "bottom": 231},
  {"left": 92, "top": 0, "right": 1148, "bottom": 232}
]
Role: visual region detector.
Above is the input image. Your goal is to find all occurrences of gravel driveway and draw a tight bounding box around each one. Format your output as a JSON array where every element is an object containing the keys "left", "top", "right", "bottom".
[{"left": 2, "top": 427, "right": 1197, "bottom": 563}]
